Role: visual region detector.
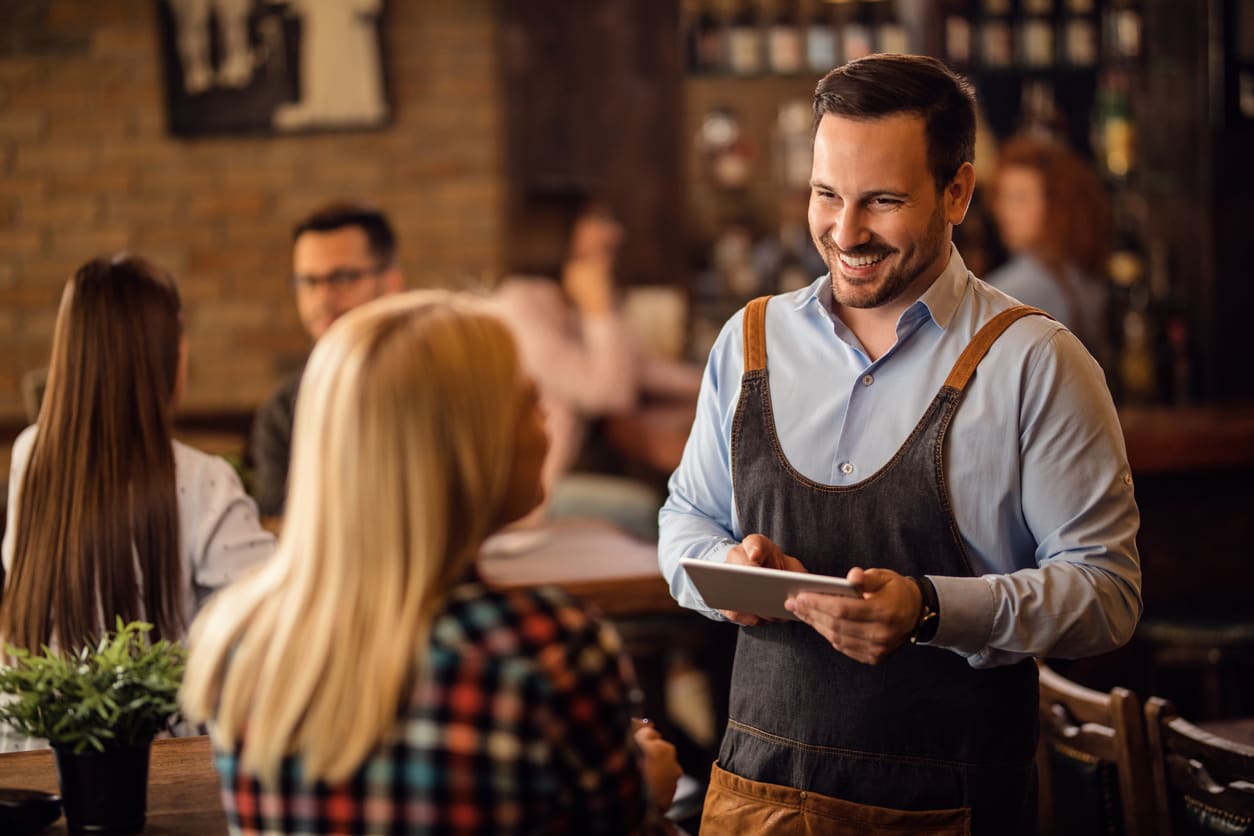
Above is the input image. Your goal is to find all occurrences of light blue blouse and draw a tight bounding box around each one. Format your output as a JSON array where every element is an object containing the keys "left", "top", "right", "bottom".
[{"left": 659, "top": 246, "right": 1142, "bottom": 669}]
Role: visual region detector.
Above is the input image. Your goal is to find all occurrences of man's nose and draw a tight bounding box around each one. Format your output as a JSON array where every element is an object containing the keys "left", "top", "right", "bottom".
[{"left": 831, "top": 205, "right": 871, "bottom": 252}]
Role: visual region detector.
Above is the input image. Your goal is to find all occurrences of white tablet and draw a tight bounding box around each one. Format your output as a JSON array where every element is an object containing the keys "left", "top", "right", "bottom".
[{"left": 680, "top": 558, "right": 862, "bottom": 621}]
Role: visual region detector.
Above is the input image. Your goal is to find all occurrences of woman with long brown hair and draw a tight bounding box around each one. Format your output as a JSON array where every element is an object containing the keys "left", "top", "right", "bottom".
[
  {"left": 1, "top": 255, "right": 273, "bottom": 653},
  {"left": 987, "top": 134, "right": 1114, "bottom": 361}
]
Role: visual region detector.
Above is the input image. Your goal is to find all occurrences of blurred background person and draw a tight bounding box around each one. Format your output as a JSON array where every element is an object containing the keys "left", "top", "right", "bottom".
[
  {"left": 183, "top": 292, "right": 681, "bottom": 833},
  {"left": 1, "top": 255, "right": 274, "bottom": 654},
  {"left": 986, "top": 134, "right": 1113, "bottom": 363},
  {"left": 488, "top": 188, "right": 701, "bottom": 541},
  {"left": 250, "top": 201, "right": 403, "bottom": 525}
]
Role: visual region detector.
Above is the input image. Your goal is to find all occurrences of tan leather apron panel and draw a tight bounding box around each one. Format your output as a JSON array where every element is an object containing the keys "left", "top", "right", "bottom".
[{"left": 701, "top": 761, "right": 972, "bottom": 836}]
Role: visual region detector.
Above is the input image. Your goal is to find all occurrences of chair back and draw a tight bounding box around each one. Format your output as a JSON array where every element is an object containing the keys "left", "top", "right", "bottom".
[
  {"left": 1037, "top": 661, "right": 1157, "bottom": 836},
  {"left": 1146, "top": 697, "right": 1254, "bottom": 836}
]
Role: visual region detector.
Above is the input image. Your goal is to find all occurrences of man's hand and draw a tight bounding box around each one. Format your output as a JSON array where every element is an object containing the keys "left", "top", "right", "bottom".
[
  {"left": 719, "top": 534, "right": 807, "bottom": 626},
  {"left": 785, "top": 567, "right": 921, "bottom": 665}
]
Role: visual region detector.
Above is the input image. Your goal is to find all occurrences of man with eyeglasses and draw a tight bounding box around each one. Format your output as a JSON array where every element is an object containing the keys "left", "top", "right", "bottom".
[{"left": 250, "top": 201, "right": 404, "bottom": 523}]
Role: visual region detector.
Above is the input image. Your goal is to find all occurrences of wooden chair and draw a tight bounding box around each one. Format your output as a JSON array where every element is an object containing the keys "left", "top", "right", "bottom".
[
  {"left": 1146, "top": 697, "right": 1254, "bottom": 835},
  {"left": 1036, "top": 661, "right": 1157, "bottom": 836}
]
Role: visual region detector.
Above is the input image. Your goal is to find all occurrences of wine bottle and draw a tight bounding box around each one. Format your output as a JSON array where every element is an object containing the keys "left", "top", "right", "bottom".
[
  {"left": 727, "top": 0, "right": 765, "bottom": 76},
  {"left": 767, "top": 0, "right": 803, "bottom": 75}
]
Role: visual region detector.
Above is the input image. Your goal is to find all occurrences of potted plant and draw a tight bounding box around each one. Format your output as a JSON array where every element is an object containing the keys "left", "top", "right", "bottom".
[{"left": 0, "top": 619, "right": 187, "bottom": 834}]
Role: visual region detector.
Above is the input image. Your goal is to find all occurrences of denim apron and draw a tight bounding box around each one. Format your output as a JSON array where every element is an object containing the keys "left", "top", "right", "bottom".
[{"left": 703, "top": 297, "right": 1045, "bottom": 835}]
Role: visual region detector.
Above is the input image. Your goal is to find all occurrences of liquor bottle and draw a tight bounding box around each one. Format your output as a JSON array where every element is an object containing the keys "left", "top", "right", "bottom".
[
  {"left": 1104, "top": 0, "right": 1142, "bottom": 63},
  {"left": 1107, "top": 195, "right": 1155, "bottom": 403},
  {"left": 686, "top": 0, "right": 727, "bottom": 74},
  {"left": 870, "top": 0, "right": 909, "bottom": 55},
  {"left": 839, "top": 1, "right": 873, "bottom": 63},
  {"left": 1094, "top": 69, "right": 1135, "bottom": 179},
  {"left": 1062, "top": 0, "right": 1098, "bottom": 67},
  {"left": 767, "top": 0, "right": 804, "bottom": 75},
  {"left": 1019, "top": 79, "right": 1062, "bottom": 139},
  {"left": 1147, "top": 241, "right": 1195, "bottom": 404},
  {"left": 775, "top": 99, "right": 813, "bottom": 190},
  {"left": 978, "top": 0, "right": 1014, "bottom": 68},
  {"left": 1118, "top": 299, "right": 1157, "bottom": 404},
  {"left": 727, "top": 0, "right": 765, "bottom": 76},
  {"left": 944, "top": 1, "right": 974, "bottom": 68},
  {"left": 1018, "top": 0, "right": 1054, "bottom": 68},
  {"left": 804, "top": 0, "right": 837, "bottom": 73}
]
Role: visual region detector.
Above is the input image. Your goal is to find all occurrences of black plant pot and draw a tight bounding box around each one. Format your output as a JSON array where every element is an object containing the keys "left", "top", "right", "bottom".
[{"left": 53, "top": 742, "right": 151, "bottom": 834}]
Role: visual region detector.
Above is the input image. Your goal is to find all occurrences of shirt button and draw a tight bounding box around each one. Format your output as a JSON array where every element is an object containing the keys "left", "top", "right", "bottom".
[
  {"left": 862, "top": 374, "right": 874, "bottom": 386},
  {"left": 840, "top": 462, "right": 854, "bottom": 475}
]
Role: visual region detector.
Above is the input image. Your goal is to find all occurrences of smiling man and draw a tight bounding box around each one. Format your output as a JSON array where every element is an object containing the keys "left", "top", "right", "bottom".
[
  {"left": 659, "top": 54, "right": 1141, "bottom": 834},
  {"left": 250, "top": 202, "right": 404, "bottom": 521}
]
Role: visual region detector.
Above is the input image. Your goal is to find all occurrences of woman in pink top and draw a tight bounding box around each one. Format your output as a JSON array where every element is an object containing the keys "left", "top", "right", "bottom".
[{"left": 489, "top": 190, "right": 700, "bottom": 539}]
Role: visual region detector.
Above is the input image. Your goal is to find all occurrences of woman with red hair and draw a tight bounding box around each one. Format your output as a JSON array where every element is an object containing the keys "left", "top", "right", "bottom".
[{"left": 987, "top": 135, "right": 1113, "bottom": 361}]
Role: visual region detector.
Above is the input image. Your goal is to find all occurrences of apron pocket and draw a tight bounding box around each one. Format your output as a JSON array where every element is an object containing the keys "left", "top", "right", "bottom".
[{"left": 701, "top": 761, "right": 972, "bottom": 835}]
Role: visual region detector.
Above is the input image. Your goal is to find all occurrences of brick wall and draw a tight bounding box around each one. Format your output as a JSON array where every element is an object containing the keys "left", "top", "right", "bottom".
[{"left": 0, "top": 0, "right": 504, "bottom": 425}]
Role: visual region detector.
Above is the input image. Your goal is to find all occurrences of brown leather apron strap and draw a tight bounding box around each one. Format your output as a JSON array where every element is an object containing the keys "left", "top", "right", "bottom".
[
  {"left": 942, "top": 305, "right": 1053, "bottom": 393},
  {"left": 742, "top": 295, "right": 772, "bottom": 373}
]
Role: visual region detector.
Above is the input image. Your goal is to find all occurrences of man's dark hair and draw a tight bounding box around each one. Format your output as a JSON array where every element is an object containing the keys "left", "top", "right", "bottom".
[
  {"left": 292, "top": 201, "right": 397, "bottom": 266},
  {"left": 813, "top": 54, "right": 976, "bottom": 192}
]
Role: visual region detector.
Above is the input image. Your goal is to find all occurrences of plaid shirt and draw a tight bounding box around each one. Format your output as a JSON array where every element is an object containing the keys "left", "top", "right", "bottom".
[{"left": 214, "top": 580, "right": 651, "bottom": 834}]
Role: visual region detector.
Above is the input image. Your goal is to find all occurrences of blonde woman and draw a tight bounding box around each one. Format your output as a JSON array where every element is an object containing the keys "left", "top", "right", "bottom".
[
  {"left": 1, "top": 255, "right": 273, "bottom": 653},
  {"left": 182, "top": 291, "right": 680, "bottom": 833}
]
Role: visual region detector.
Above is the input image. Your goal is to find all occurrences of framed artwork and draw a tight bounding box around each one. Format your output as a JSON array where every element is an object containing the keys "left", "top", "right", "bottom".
[{"left": 155, "top": 0, "right": 390, "bottom": 136}]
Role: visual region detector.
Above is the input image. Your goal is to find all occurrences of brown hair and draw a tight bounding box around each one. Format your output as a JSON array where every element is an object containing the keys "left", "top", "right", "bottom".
[
  {"left": 502, "top": 187, "right": 594, "bottom": 279},
  {"left": 1, "top": 255, "right": 185, "bottom": 652},
  {"left": 993, "top": 135, "right": 1111, "bottom": 278},
  {"left": 813, "top": 54, "right": 977, "bottom": 192}
]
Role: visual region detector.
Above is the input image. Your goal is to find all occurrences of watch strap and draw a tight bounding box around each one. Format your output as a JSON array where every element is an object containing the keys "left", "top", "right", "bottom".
[{"left": 909, "top": 575, "right": 940, "bottom": 644}]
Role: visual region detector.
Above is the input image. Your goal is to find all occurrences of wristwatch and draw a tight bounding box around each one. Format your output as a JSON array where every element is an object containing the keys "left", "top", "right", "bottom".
[{"left": 909, "top": 576, "right": 940, "bottom": 644}]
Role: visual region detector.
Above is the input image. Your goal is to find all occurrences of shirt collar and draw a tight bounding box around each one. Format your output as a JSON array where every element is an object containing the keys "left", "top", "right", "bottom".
[
  {"left": 914, "top": 244, "right": 969, "bottom": 332},
  {"left": 796, "top": 243, "right": 970, "bottom": 332}
]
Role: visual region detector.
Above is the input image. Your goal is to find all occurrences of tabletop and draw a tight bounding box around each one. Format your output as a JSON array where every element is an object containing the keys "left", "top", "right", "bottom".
[
  {"left": 478, "top": 518, "right": 677, "bottom": 617},
  {"left": 0, "top": 735, "right": 226, "bottom": 834}
]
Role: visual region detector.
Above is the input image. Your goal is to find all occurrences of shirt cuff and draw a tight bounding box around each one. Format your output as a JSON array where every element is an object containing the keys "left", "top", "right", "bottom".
[
  {"left": 674, "top": 540, "right": 738, "bottom": 621},
  {"left": 926, "top": 574, "right": 995, "bottom": 657}
]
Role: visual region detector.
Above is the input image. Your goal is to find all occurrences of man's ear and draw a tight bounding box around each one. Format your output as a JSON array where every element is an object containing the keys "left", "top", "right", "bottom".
[
  {"left": 944, "top": 162, "right": 977, "bottom": 226},
  {"left": 382, "top": 265, "right": 405, "bottom": 294}
]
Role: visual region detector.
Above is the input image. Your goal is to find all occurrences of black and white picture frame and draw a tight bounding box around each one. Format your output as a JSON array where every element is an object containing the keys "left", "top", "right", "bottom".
[{"left": 156, "top": 0, "right": 390, "bottom": 137}]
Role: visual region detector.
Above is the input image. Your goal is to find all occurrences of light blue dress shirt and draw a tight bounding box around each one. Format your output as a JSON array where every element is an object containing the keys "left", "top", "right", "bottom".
[{"left": 659, "top": 246, "right": 1142, "bottom": 668}]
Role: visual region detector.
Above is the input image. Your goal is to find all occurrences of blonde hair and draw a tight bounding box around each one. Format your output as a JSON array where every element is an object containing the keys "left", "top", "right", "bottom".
[{"left": 181, "top": 291, "right": 524, "bottom": 785}]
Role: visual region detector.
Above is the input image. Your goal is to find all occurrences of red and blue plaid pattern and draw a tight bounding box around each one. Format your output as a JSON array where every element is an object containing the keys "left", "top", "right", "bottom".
[{"left": 214, "top": 580, "right": 649, "bottom": 834}]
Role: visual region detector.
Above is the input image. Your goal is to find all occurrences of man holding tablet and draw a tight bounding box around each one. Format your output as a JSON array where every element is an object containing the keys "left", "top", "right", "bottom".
[{"left": 658, "top": 54, "right": 1141, "bottom": 834}]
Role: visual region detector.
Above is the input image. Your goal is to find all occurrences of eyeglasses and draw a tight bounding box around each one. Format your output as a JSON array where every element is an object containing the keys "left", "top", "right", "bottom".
[{"left": 291, "top": 265, "right": 385, "bottom": 292}]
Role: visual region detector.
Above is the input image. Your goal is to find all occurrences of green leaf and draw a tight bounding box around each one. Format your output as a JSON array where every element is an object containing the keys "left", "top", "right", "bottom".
[{"left": 0, "top": 619, "right": 186, "bottom": 753}]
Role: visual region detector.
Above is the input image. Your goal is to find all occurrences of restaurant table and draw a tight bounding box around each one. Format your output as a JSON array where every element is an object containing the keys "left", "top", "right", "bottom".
[
  {"left": 478, "top": 517, "right": 678, "bottom": 616},
  {"left": 0, "top": 736, "right": 227, "bottom": 834}
]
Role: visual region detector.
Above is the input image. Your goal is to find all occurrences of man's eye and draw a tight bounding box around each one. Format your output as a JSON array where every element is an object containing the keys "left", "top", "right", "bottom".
[{"left": 328, "top": 269, "right": 362, "bottom": 285}]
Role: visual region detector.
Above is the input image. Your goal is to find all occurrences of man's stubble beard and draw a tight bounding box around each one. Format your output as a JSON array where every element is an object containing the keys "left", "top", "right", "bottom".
[{"left": 818, "top": 202, "right": 948, "bottom": 311}]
